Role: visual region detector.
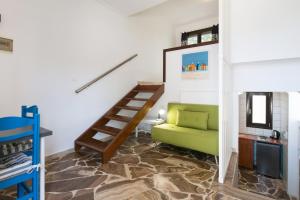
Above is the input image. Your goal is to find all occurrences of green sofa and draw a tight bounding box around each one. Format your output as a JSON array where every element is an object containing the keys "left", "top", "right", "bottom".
[{"left": 152, "top": 103, "right": 219, "bottom": 156}]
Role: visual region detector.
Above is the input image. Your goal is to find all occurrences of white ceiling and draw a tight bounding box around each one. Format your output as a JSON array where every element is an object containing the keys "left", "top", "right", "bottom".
[
  {"left": 134, "top": 0, "right": 218, "bottom": 25},
  {"left": 98, "top": 0, "right": 168, "bottom": 16}
]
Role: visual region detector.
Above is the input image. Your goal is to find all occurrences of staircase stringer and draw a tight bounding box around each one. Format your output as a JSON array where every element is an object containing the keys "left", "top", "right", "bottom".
[
  {"left": 102, "top": 84, "right": 164, "bottom": 162},
  {"left": 75, "top": 85, "right": 139, "bottom": 142}
]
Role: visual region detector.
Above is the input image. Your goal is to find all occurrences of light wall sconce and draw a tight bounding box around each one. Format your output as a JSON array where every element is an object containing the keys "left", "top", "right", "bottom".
[{"left": 158, "top": 109, "right": 166, "bottom": 119}]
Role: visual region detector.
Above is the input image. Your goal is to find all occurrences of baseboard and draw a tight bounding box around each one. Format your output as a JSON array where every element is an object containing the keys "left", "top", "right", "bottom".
[{"left": 46, "top": 148, "right": 74, "bottom": 159}]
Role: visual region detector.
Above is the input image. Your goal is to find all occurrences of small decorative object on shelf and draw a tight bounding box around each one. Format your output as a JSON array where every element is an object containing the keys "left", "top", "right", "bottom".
[
  {"left": 135, "top": 117, "right": 165, "bottom": 137},
  {"left": 0, "top": 37, "right": 13, "bottom": 52},
  {"left": 158, "top": 109, "right": 166, "bottom": 119}
]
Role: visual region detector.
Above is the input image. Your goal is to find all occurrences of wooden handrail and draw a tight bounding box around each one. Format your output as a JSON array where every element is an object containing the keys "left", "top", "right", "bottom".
[{"left": 75, "top": 54, "right": 138, "bottom": 94}]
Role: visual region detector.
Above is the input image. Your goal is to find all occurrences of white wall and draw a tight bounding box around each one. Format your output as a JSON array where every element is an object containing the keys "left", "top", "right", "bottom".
[
  {"left": 0, "top": 0, "right": 219, "bottom": 155},
  {"left": 0, "top": 53, "right": 16, "bottom": 117},
  {"left": 0, "top": 9, "right": 18, "bottom": 117},
  {"left": 287, "top": 92, "right": 300, "bottom": 198},
  {"left": 229, "top": 0, "right": 300, "bottom": 63},
  {"left": 130, "top": 17, "right": 174, "bottom": 83},
  {"left": 231, "top": 60, "right": 300, "bottom": 198},
  {"left": 218, "top": 0, "right": 233, "bottom": 183},
  {"left": 130, "top": 0, "right": 219, "bottom": 118},
  {"left": 0, "top": 0, "right": 142, "bottom": 155},
  {"left": 228, "top": 5, "right": 300, "bottom": 195},
  {"left": 130, "top": 0, "right": 218, "bottom": 84},
  {"left": 163, "top": 44, "right": 219, "bottom": 107},
  {"left": 232, "top": 59, "right": 300, "bottom": 151}
]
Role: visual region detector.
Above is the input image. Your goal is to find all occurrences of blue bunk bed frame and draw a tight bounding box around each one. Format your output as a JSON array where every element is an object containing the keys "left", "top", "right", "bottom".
[{"left": 0, "top": 106, "right": 40, "bottom": 200}]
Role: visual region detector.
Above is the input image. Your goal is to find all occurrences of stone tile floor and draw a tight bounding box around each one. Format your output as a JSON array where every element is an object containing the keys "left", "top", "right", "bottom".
[
  {"left": 1, "top": 133, "right": 240, "bottom": 200},
  {"left": 238, "top": 168, "right": 290, "bottom": 200}
]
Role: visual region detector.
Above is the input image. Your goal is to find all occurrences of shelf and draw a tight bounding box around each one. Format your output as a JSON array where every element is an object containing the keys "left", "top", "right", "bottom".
[
  {"left": 0, "top": 127, "right": 52, "bottom": 144},
  {"left": 0, "top": 126, "right": 33, "bottom": 143},
  {"left": 0, "top": 152, "right": 32, "bottom": 182}
]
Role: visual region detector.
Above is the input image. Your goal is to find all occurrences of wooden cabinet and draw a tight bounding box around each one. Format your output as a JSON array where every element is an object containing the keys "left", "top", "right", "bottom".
[{"left": 239, "top": 137, "right": 254, "bottom": 169}]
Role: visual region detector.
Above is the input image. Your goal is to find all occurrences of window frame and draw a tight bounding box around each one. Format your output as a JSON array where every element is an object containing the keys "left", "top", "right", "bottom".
[
  {"left": 181, "top": 25, "right": 218, "bottom": 46},
  {"left": 246, "top": 92, "right": 273, "bottom": 129}
]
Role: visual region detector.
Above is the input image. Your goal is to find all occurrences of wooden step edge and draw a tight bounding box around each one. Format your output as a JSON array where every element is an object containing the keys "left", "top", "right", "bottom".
[
  {"left": 125, "top": 97, "right": 149, "bottom": 101},
  {"left": 105, "top": 114, "right": 132, "bottom": 123},
  {"left": 138, "top": 81, "right": 164, "bottom": 85},
  {"left": 132, "top": 89, "right": 155, "bottom": 93},
  {"left": 92, "top": 126, "right": 121, "bottom": 137},
  {"left": 116, "top": 105, "right": 142, "bottom": 111},
  {"left": 137, "top": 84, "right": 164, "bottom": 91},
  {"left": 75, "top": 138, "right": 108, "bottom": 152}
]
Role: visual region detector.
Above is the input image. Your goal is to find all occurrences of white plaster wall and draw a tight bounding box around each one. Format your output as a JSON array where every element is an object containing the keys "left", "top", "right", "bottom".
[
  {"left": 288, "top": 92, "right": 300, "bottom": 198},
  {"left": 130, "top": 0, "right": 219, "bottom": 85},
  {"left": 218, "top": 60, "right": 233, "bottom": 183},
  {"left": 232, "top": 59, "right": 300, "bottom": 149},
  {"left": 218, "top": 0, "right": 233, "bottom": 183},
  {"left": 130, "top": 17, "right": 174, "bottom": 83},
  {"left": 229, "top": 0, "right": 300, "bottom": 63},
  {"left": 231, "top": 60, "right": 300, "bottom": 198},
  {"left": 162, "top": 44, "right": 219, "bottom": 109},
  {"left": 225, "top": 0, "right": 300, "bottom": 196},
  {"left": 0, "top": 0, "right": 219, "bottom": 156},
  {"left": 0, "top": 0, "right": 141, "bottom": 155},
  {"left": 0, "top": 6, "right": 18, "bottom": 117},
  {"left": 0, "top": 54, "right": 17, "bottom": 117}
]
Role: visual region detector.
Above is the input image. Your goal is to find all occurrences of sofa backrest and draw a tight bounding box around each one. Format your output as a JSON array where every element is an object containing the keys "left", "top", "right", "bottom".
[{"left": 167, "top": 103, "right": 219, "bottom": 131}]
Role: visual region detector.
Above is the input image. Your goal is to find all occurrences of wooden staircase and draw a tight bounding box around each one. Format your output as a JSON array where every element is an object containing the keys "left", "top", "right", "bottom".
[{"left": 75, "top": 83, "right": 164, "bottom": 163}]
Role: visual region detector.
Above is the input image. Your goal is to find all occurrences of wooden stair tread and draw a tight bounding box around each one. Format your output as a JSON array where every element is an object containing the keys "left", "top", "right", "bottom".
[
  {"left": 116, "top": 105, "right": 142, "bottom": 111},
  {"left": 126, "top": 97, "right": 149, "bottom": 101},
  {"left": 75, "top": 83, "right": 164, "bottom": 163},
  {"left": 106, "top": 114, "right": 132, "bottom": 122},
  {"left": 76, "top": 138, "right": 108, "bottom": 152},
  {"left": 92, "top": 126, "right": 121, "bottom": 137},
  {"left": 132, "top": 89, "right": 155, "bottom": 93}
]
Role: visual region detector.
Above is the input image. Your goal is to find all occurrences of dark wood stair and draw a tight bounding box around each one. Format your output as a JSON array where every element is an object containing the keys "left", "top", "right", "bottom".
[
  {"left": 115, "top": 105, "right": 142, "bottom": 111},
  {"left": 105, "top": 114, "right": 132, "bottom": 122},
  {"left": 76, "top": 137, "right": 108, "bottom": 152},
  {"left": 92, "top": 126, "right": 121, "bottom": 137},
  {"left": 75, "top": 83, "right": 164, "bottom": 163},
  {"left": 125, "top": 97, "right": 149, "bottom": 101}
]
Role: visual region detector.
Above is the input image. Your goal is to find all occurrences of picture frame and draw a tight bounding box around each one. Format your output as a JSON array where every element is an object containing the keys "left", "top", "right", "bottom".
[
  {"left": 0, "top": 37, "right": 13, "bottom": 52},
  {"left": 182, "top": 51, "right": 209, "bottom": 79}
]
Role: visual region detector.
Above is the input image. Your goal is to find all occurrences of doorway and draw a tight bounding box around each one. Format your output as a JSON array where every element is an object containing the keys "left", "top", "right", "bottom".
[{"left": 236, "top": 92, "right": 290, "bottom": 199}]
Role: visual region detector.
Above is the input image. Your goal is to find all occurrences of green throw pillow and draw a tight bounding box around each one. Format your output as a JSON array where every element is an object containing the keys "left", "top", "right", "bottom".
[{"left": 176, "top": 110, "right": 209, "bottom": 130}]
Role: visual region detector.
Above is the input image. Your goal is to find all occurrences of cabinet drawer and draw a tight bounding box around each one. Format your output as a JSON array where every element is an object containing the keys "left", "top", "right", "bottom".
[{"left": 239, "top": 138, "right": 254, "bottom": 169}]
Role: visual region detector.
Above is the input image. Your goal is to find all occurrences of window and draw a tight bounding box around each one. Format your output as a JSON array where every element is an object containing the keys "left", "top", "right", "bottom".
[
  {"left": 181, "top": 24, "right": 218, "bottom": 46},
  {"left": 201, "top": 31, "right": 213, "bottom": 43},
  {"left": 246, "top": 92, "right": 273, "bottom": 129},
  {"left": 187, "top": 35, "right": 198, "bottom": 45}
]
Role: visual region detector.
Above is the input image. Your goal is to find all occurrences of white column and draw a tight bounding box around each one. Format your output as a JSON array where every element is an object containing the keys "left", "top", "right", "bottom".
[
  {"left": 287, "top": 92, "right": 300, "bottom": 199},
  {"left": 40, "top": 138, "right": 45, "bottom": 200}
]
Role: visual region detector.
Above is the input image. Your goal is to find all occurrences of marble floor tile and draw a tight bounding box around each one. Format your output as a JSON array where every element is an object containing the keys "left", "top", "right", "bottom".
[
  {"left": 238, "top": 168, "right": 291, "bottom": 200},
  {"left": 1, "top": 133, "right": 266, "bottom": 200}
]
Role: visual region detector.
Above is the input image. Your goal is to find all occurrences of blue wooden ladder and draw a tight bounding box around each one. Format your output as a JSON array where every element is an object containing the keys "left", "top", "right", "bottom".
[{"left": 0, "top": 106, "right": 40, "bottom": 200}]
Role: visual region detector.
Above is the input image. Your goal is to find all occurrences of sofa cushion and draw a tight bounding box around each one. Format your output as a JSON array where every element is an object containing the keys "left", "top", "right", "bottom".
[
  {"left": 176, "top": 110, "right": 208, "bottom": 130},
  {"left": 167, "top": 103, "right": 218, "bottom": 130},
  {"left": 152, "top": 123, "right": 218, "bottom": 156}
]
